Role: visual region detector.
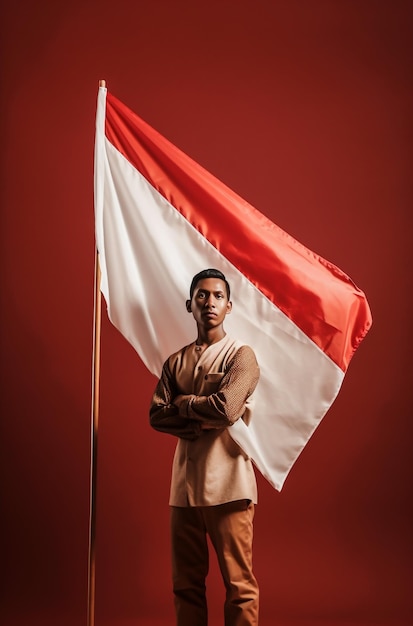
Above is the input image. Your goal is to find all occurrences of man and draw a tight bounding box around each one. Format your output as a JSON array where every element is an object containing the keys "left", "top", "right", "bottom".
[{"left": 150, "top": 268, "right": 260, "bottom": 626}]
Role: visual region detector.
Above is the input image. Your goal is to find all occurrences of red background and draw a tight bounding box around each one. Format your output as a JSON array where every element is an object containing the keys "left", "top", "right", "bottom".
[{"left": 1, "top": 1, "right": 412, "bottom": 625}]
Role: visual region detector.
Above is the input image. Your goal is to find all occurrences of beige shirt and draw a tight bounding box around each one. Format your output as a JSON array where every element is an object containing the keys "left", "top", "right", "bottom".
[{"left": 150, "top": 335, "right": 260, "bottom": 506}]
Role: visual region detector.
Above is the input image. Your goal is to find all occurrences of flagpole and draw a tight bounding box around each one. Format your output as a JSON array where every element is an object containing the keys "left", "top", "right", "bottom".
[
  {"left": 87, "top": 78, "right": 105, "bottom": 626},
  {"left": 88, "top": 246, "right": 102, "bottom": 626}
]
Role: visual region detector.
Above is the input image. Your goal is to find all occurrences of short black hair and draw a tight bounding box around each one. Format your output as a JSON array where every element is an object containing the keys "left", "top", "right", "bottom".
[{"left": 189, "top": 269, "right": 231, "bottom": 300}]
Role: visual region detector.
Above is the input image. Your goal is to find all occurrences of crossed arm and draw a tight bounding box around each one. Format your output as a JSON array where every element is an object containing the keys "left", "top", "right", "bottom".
[{"left": 149, "top": 346, "right": 259, "bottom": 440}]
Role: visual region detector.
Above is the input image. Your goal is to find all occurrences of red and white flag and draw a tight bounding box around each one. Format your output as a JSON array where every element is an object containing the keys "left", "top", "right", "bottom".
[{"left": 94, "top": 85, "right": 372, "bottom": 490}]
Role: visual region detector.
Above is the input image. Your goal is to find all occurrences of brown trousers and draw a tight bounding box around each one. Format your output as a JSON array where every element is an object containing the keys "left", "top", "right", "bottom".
[{"left": 170, "top": 500, "right": 259, "bottom": 626}]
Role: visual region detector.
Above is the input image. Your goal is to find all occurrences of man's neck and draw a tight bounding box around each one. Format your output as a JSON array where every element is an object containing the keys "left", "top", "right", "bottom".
[{"left": 196, "top": 327, "right": 226, "bottom": 348}]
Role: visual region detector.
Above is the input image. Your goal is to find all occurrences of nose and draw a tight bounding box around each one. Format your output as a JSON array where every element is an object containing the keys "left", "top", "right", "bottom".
[{"left": 204, "top": 294, "right": 215, "bottom": 308}]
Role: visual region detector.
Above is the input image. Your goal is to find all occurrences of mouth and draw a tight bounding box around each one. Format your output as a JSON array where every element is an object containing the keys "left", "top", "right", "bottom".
[{"left": 203, "top": 311, "right": 217, "bottom": 319}]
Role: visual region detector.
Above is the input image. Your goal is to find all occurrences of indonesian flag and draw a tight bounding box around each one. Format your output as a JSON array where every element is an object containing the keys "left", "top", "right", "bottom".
[{"left": 94, "top": 85, "right": 372, "bottom": 491}]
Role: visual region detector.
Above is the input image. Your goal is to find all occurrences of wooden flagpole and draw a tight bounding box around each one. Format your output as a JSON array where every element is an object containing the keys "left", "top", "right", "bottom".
[
  {"left": 87, "top": 78, "right": 105, "bottom": 626},
  {"left": 88, "top": 246, "right": 102, "bottom": 626}
]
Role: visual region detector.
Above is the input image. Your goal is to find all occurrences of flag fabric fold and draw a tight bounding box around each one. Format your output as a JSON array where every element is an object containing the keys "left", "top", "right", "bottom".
[{"left": 94, "top": 86, "right": 372, "bottom": 490}]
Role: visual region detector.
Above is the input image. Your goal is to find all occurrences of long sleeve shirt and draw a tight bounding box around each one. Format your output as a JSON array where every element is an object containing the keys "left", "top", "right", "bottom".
[{"left": 149, "top": 335, "right": 260, "bottom": 506}]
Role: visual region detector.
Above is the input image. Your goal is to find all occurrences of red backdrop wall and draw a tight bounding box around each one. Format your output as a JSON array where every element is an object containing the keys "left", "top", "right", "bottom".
[{"left": 1, "top": 1, "right": 412, "bottom": 625}]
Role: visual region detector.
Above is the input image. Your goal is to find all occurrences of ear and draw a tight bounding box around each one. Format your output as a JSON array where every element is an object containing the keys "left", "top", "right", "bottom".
[
  {"left": 186, "top": 299, "right": 192, "bottom": 312},
  {"left": 226, "top": 301, "right": 232, "bottom": 314}
]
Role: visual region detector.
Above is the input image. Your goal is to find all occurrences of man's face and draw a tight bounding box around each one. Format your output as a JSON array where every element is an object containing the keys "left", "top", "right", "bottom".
[{"left": 187, "top": 277, "right": 232, "bottom": 328}]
